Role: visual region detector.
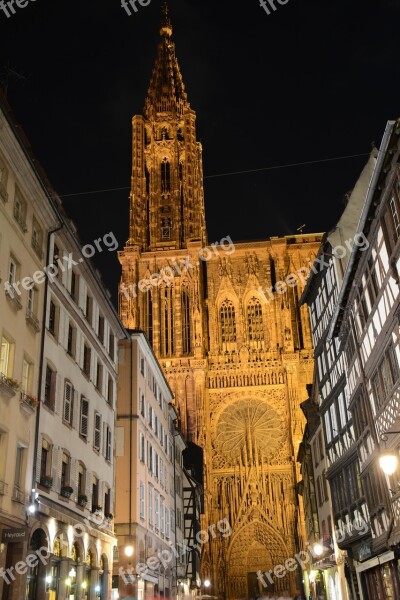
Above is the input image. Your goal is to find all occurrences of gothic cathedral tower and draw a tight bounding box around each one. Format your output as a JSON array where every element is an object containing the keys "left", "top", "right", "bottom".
[{"left": 119, "top": 5, "right": 322, "bottom": 598}]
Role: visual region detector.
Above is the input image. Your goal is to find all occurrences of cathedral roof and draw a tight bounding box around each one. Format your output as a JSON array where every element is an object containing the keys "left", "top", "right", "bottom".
[{"left": 144, "top": 2, "right": 189, "bottom": 118}]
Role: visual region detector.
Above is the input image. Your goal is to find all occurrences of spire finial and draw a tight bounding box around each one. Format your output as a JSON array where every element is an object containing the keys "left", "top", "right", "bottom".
[{"left": 160, "top": 2, "right": 172, "bottom": 37}]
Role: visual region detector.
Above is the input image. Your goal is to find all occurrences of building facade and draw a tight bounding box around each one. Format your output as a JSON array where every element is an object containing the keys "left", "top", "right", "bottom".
[
  {"left": 0, "top": 93, "right": 56, "bottom": 600},
  {"left": 28, "top": 219, "right": 126, "bottom": 600},
  {"left": 115, "top": 331, "right": 187, "bottom": 600},
  {"left": 331, "top": 120, "right": 400, "bottom": 598},
  {"left": 118, "top": 5, "right": 322, "bottom": 597},
  {"left": 0, "top": 89, "right": 127, "bottom": 600},
  {"left": 300, "top": 152, "right": 379, "bottom": 599}
]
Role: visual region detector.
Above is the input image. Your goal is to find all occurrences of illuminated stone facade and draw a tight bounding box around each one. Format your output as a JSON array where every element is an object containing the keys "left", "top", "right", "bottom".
[{"left": 118, "top": 5, "right": 322, "bottom": 597}]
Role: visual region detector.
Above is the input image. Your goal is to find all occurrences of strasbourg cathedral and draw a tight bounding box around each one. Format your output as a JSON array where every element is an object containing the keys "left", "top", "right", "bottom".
[{"left": 118, "top": 5, "right": 321, "bottom": 597}]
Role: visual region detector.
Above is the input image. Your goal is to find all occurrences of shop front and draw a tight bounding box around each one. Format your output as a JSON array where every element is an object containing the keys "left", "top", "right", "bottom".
[{"left": 356, "top": 551, "right": 400, "bottom": 599}]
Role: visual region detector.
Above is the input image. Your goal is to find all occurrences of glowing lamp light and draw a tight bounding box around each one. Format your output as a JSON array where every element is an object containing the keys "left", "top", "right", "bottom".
[
  {"left": 204, "top": 580, "right": 210, "bottom": 588},
  {"left": 124, "top": 545, "right": 134, "bottom": 557},
  {"left": 95, "top": 585, "right": 101, "bottom": 592},
  {"left": 27, "top": 504, "right": 36, "bottom": 514},
  {"left": 309, "top": 570, "right": 317, "bottom": 583},
  {"left": 313, "top": 543, "right": 324, "bottom": 557},
  {"left": 65, "top": 578, "right": 71, "bottom": 587},
  {"left": 45, "top": 575, "right": 52, "bottom": 584},
  {"left": 379, "top": 451, "right": 398, "bottom": 475},
  {"left": 82, "top": 581, "right": 87, "bottom": 590}
]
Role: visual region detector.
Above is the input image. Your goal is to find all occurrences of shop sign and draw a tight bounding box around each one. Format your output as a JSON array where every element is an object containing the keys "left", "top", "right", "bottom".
[{"left": 1, "top": 527, "right": 28, "bottom": 543}]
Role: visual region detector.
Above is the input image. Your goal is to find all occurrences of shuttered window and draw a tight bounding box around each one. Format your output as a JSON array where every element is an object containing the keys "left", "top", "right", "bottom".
[
  {"left": 94, "top": 413, "right": 101, "bottom": 450},
  {"left": 80, "top": 397, "right": 89, "bottom": 437},
  {"left": 63, "top": 381, "right": 73, "bottom": 424}
]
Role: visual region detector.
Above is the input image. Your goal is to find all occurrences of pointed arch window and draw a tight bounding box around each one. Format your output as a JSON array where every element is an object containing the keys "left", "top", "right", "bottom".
[
  {"left": 161, "top": 286, "right": 174, "bottom": 357},
  {"left": 143, "top": 292, "right": 153, "bottom": 346},
  {"left": 182, "top": 290, "right": 191, "bottom": 355},
  {"left": 161, "top": 158, "right": 171, "bottom": 193},
  {"left": 220, "top": 300, "right": 236, "bottom": 345},
  {"left": 247, "top": 297, "right": 264, "bottom": 347}
]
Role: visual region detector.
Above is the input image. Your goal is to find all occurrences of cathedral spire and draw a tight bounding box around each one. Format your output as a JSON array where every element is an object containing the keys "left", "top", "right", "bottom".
[
  {"left": 144, "top": 2, "right": 188, "bottom": 118},
  {"left": 160, "top": 1, "right": 172, "bottom": 37}
]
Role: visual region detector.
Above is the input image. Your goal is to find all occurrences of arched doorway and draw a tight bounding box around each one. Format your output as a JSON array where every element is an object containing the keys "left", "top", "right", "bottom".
[
  {"left": 26, "top": 528, "right": 49, "bottom": 600},
  {"left": 99, "top": 554, "right": 109, "bottom": 600},
  {"left": 226, "top": 520, "right": 293, "bottom": 599}
]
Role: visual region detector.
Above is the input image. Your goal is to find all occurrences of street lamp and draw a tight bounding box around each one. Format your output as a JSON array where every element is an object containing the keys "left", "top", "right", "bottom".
[
  {"left": 313, "top": 543, "right": 324, "bottom": 557},
  {"left": 124, "top": 544, "right": 134, "bottom": 558},
  {"left": 204, "top": 580, "right": 210, "bottom": 588},
  {"left": 379, "top": 432, "right": 400, "bottom": 476}
]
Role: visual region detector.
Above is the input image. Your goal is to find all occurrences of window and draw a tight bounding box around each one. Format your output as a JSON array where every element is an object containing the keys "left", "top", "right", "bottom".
[
  {"left": 78, "top": 463, "right": 86, "bottom": 497},
  {"left": 63, "top": 381, "right": 73, "bottom": 424},
  {"left": 80, "top": 397, "right": 89, "bottom": 437},
  {"left": 0, "top": 157, "right": 8, "bottom": 201},
  {"left": 107, "top": 375, "right": 113, "bottom": 405},
  {"left": 92, "top": 476, "right": 99, "bottom": 511},
  {"left": 109, "top": 332, "right": 115, "bottom": 361},
  {"left": 155, "top": 491, "right": 160, "bottom": 530},
  {"left": 40, "top": 439, "right": 51, "bottom": 481},
  {"left": 139, "top": 389, "right": 145, "bottom": 416},
  {"left": 27, "top": 287, "right": 38, "bottom": 319},
  {"left": 140, "top": 482, "right": 145, "bottom": 519},
  {"left": 105, "top": 426, "right": 112, "bottom": 462},
  {"left": 13, "top": 193, "right": 27, "bottom": 231},
  {"left": 83, "top": 344, "right": 91, "bottom": 377},
  {"left": 220, "top": 299, "right": 236, "bottom": 345},
  {"left": 160, "top": 497, "right": 165, "bottom": 534},
  {"left": 31, "top": 217, "right": 43, "bottom": 258},
  {"left": 20, "top": 359, "right": 32, "bottom": 393},
  {"left": 0, "top": 337, "right": 13, "bottom": 376},
  {"left": 70, "top": 271, "right": 79, "bottom": 302},
  {"left": 96, "top": 362, "right": 103, "bottom": 392},
  {"left": 14, "top": 446, "right": 25, "bottom": 489},
  {"left": 372, "top": 345, "right": 399, "bottom": 409},
  {"left": 247, "top": 297, "right": 264, "bottom": 346},
  {"left": 182, "top": 291, "right": 191, "bottom": 354},
  {"left": 161, "top": 159, "right": 171, "bottom": 194},
  {"left": 44, "top": 365, "right": 56, "bottom": 410},
  {"left": 140, "top": 353, "right": 145, "bottom": 376},
  {"left": 139, "top": 432, "right": 145, "bottom": 462},
  {"left": 161, "top": 287, "right": 174, "bottom": 356},
  {"left": 67, "top": 323, "right": 76, "bottom": 357},
  {"left": 85, "top": 294, "right": 93, "bottom": 323},
  {"left": 8, "top": 256, "right": 17, "bottom": 286},
  {"left": 53, "top": 243, "right": 61, "bottom": 280},
  {"left": 165, "top": 508, "right": 170, "bottom": 538},
  {"left": 147, "top": 442, "right": 153, "bottom": 472},
  {"left": 61, "top": 452, "right": 70, "bottom": 488},
  {"left": 322, "top": 470, "right": 329, "bottom": 502},
  {"left": 148, "top": 486, "right": 153, "bottom": 526},
  {"left": 104, "top": 486, "right": 111, "bottom": 515},
  {"left": 318, "top": 432, "right": 324, "bottom": 460},
  {"left": 48, "top": 300, "right": 57, "bottom": 336},
  {"left": 98, "top": 315, "right": 104, "bottom": 344},
  {"left": 94, "top": 413, "right": 101, "bottom": 450}
]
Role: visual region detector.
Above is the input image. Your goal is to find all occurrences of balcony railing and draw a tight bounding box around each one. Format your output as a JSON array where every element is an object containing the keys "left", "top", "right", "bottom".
[
  {"left": 5, "top": 286, "right": 22, "bottom": 310},
  {"left": 26, "top": 309, "right": 40, "bottom": 332}
]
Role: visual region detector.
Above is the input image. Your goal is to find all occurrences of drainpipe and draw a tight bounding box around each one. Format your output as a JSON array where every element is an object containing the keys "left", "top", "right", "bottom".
[{"left": 32, "top": 221, "right": 63, "bottom": 493}]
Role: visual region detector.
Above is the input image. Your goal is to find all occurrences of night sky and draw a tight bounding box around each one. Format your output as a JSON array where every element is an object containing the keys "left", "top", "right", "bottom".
[{"left": 1, "top": 0, "right": 399, "bottom": 303}]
